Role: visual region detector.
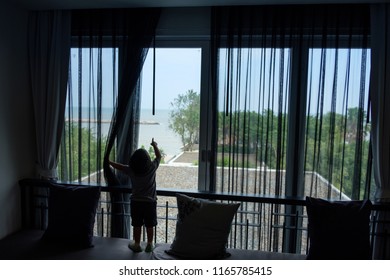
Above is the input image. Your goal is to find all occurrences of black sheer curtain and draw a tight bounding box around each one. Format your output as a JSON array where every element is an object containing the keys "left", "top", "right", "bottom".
[
  {"left": 210, "top": 5, "right": 371, "bottom": 253},
  {"left": 211, "top": 4, "right": 371, "bottom": 198},
  {"left": 69, "top": 8, "right": 161, "bottom": 238},
  {"left": 103, "top": 9, "right": 160, "bottom": 238}
]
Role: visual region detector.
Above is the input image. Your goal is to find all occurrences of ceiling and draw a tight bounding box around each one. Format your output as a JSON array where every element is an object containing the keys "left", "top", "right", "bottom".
[{"left": 9, "top": 0, "right": 386, "bottom": 10}]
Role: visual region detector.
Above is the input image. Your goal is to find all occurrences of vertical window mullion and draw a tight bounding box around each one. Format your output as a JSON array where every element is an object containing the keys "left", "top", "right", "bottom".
[
  {"left": 283, "top": 43, "right": 309, "bottom": 253},
  {"left": 286, "top": 44, "right": 309, "bottom": 197},
  {"left": 198, "top": 39, "right": 213, "bottom": 192}
]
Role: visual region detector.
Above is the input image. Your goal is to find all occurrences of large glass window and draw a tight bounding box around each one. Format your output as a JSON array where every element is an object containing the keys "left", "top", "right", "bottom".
[
  {"left": 59, "top": 37, "right": 372, "bottom": 205},
  {"left": 59, "top": 47, "right": 118, "bottom": 183},
  {"left": 139, "top": 47, "right": 202, "bottom": 191},
  {"left": 59, "top": 44, "right": 372, "bottom": 202},
  {"left": 216, "top": 48, "right": 291, "bottom": 195},
  {"left": 59, "top": 46, "right": 203, "bottom": 189},
  {"left": 304, "top": 48, "right": 371, "bottom": 200}
]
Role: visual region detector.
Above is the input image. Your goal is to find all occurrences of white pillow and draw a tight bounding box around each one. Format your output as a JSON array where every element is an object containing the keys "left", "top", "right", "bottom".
[{"left": 165, "top": 193, "right": 240, "bottom": 259}]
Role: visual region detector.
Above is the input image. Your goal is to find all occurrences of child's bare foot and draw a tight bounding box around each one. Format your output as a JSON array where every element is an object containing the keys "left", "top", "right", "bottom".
[
  {"left": 128, "top": 242, "right": 142, "bottom": 253},
  {"left": 145, "top": 243, "right": 154, "bottom": 253}
]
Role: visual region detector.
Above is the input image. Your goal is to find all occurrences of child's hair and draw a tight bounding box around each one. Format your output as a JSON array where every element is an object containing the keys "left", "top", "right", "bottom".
[{"left": 129, "top": 148, "right": 152, "bottom": 175}]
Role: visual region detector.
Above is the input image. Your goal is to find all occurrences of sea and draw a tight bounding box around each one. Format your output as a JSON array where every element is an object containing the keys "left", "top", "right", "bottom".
[
  {"left": 70, "top": 107, "right": 183, "bottom": 158},
  {"left": 137, "top": 108, "right": 184, "bottom": 157}
]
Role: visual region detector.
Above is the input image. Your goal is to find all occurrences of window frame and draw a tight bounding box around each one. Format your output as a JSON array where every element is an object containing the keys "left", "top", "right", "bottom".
[
  {"left": 148, "top": 38, "right": 212, "bottom": 192},
  {"left": 64, "top": 32, "right": 371, "bottom": 198}
]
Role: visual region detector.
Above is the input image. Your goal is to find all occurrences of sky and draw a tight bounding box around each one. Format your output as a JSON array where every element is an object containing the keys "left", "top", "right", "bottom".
[
  {"left": 68, "top": 47, "right": 370, "bottom": 117},
  {"left": 140, "top": 48, "right": 202, "bottom": 110},
  {"left": 68, "top": 47, "right": 202, "bottom": 111}
]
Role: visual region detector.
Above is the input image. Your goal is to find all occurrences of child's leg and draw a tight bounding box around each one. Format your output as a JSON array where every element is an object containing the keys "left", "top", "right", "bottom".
[
  {"left": 145, "top": 227, "right": 154, "bottom": 253},
  {"left": 128, "top": 226, "right": 142, "bottom": 252},
  {"left": 144, "top": 201, "right": 157, "bottom": 253},
  {"left": 129, "top": 201, "right": 143, "bottom": 252},
  {"left": 146, "top": 227, "right": 154, "bottom": 244},
  {"left": 133, "top": 226, "right": 142, "bottom": 245}
]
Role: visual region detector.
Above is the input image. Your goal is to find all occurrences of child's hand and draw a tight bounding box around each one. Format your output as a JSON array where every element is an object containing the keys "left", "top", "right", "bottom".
[
  {"left": 151, "top": 138, "right": 158, "bottom": 147},
  {"left": 151, "top": 138, "right": 162, "bottom": 160}
]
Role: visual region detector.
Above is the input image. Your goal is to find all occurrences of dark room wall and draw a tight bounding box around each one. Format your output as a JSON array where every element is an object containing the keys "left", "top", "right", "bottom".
[{"left": 0, "top": 3, "right": 36, "bottom": 239}]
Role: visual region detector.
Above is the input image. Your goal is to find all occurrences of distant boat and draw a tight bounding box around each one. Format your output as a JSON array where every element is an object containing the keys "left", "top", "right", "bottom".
[
  {"left": 65, "top": 118, "right": 160, "bottom": 125},
  {"left": 65, "top": 118, "right": 111, "bottom": 124},
  {"left": 136, "top": 120, "right": 160, "bottom": 125}
]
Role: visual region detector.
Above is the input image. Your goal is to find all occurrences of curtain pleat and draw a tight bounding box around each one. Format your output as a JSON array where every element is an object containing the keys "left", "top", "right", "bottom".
[
  {"left": 28, "top": 10, "right": 71, "bottom": 179},
  {"left": 369, "top": 3, "right": 390, "bottom": 260},
  {"left": 28, "top": 10, "right": 71, "bottom": 230},
  {"left": 370, "top": 4, "right": 390, "bottom": 204}
]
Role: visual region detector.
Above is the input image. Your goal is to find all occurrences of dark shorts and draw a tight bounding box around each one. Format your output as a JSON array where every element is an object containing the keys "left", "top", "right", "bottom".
[{"left": 130, "top": 200, "right": 157, "bottom": 227}]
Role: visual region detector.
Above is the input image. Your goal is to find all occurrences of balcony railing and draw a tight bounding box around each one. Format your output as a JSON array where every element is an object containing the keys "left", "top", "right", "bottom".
[{"left": 19, "top": 178, "right": 390, "bottom": 258}]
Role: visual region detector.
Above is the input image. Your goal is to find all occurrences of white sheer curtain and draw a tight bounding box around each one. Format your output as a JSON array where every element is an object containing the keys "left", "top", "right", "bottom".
[
  {"left": 28, "top": 11, "right": 71, "bottom": 179},
  {"left": 370, "top": 3, "right": 390, "bottom": 259}
]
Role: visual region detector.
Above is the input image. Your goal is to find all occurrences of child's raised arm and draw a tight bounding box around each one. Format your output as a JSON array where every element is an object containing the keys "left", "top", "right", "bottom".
[
  {"left": 108, "top": 160, "right": 129, "bottom": 172},
  {"left": 151, "top": 138, "right": 162, "bottom": 161}
]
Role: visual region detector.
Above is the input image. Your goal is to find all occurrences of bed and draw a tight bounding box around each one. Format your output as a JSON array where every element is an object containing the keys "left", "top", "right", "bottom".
[
  {"left": 0, "top": 229, "right": 305, "bottom": 260},
  {"left": 1, "top": 179, "right": 378, "bottom": 260},
  {"left": 0, "top": 180, "right": 306, "bottom": 260}
]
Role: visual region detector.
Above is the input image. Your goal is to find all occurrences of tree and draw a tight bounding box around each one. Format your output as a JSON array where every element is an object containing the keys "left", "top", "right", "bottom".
[
  {"left": 217, "top": 109, "right": 287, "bottom": 170},
  {"left": 140, "top": 144, "right": 166, "bottom": 164},
  {"left": 304, "top": 107, "right": 371, "bottom": 199},
  {"left": 169, "top": 89, "right": 200, "bottom": 151},
  {"left": 58, "top": 122, "right": 106, "bottom": 182}
]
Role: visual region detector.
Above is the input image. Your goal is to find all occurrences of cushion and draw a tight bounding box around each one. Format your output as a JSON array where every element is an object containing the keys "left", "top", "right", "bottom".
[
  {"left": 42, "top": 183, "right": 101, "bottom": 248},
  {"left": 165, "top": 193, "right": 240, "bottom": 259},
  {"left": 306, "top": 196, "right": 372, "bottom": 260}
]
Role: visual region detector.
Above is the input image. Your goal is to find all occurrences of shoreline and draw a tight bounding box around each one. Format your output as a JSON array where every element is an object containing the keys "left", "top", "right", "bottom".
[{"left": 65, "top": 119, "right": 160, "bottom": 125}]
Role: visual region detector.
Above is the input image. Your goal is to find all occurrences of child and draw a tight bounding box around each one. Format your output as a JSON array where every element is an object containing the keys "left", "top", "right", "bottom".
[{"left": 109, "top": 138, "right": 161, "bottom": 253}]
